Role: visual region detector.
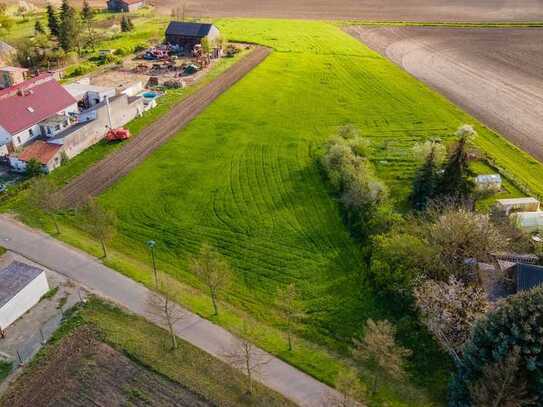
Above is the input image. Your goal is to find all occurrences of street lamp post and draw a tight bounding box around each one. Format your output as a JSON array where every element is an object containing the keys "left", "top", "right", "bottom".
[{"left": 147, "top": 240, "right": 158, "bottom": 288}]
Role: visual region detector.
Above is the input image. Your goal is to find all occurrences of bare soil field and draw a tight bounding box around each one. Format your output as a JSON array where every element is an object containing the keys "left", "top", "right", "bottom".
[
  {"left": 11, "top": 0, "right": 543, "bottom": 20},
  {"left": 349, "top": 27, "right": 543, "bottom": 162},
  {"left": 59, "top": 46, "right": 270, "bottom": 207},
  {"left": 1, "top": 327, "right": 211, "bottom": 407}
]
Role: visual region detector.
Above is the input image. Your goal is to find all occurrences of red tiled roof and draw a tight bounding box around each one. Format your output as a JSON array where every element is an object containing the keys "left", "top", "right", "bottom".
[
  {"left": 0, "top": 74, "right": 77, "bottom": 135},
  {"left": 18, "top": 140, "right": 61, "bottom": 164}
]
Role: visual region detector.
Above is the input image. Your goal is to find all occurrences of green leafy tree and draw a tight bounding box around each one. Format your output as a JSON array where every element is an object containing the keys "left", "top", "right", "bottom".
[
  {"left": 189, "top": 244, "right": 231, "bottom": 316},
  {"left": 59, "top": 0, "right": 81, "bottom": 52},
  {"left": 25, "top": 159, "right": 43, "bottom": 177},
  {"left": 410, "top": 145, "right": 440, "bottom": 211},
  {"left": 120, "top": 14, "right": 133, "bottom": 32},
  {"left": 325, "top": 367, "right": 364, "bottom": 407},
  {"left": 449, "top": 287, "right": 543, "bottom": 406},
  {"left": 27, "top": 177, "right": 63, "bottom": 234},
  {"left": 352, "top": 319, "right": 412, "bottom": 395},
  {"left": 46, "top": 3, "right": 60, "bottom": 37},
  {"left": 82, "top": 198, "right": 117, "bottom": 258},
  {"left": 436, "top": 125, "right": 476, "bottom": 202},
  {"left": 81, "top": 0, "right": 97, "bottom": 50}
]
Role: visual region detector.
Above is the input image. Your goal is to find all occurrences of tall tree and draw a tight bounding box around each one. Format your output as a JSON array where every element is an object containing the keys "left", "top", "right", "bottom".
[
  {"left": 120, "top": 14, "right": 130, "bottom": 32},
  {"left": 436, "top": 125, "right": 476, "bottom": 202},
  {"left": 59, "top": 0, "right": 80, "bottom": 52},
  {"left": 27, "top": 177, "right": 63, "bottom": 234},
  {"left": 410, "top": 146, "right": 440, "bottom": 211},
  {"left": 352, "top": 319, "right": 412, "bottom": 395},
  {"left": 46, "top": 3, "right": 60, "bottom": 37},
  {"left": 190, "top": 243, "right": 231, "bottom": 316},
  {"left": 325, "top": 368, "right": 364, "bottom": 407},
  {"left": 82, "top": 198, "right": 117, "bottom": 258},
  {"left": 276, "top": 283, "right": 304, "bottom": 351},
  {"left": 81, "top": 0, "right": 96, "bottom": 50}
]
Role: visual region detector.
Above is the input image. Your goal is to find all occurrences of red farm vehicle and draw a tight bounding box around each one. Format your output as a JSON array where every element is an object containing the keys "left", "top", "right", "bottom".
[{"left": 106, "top": 128, "right": 131, "bottom": 142}]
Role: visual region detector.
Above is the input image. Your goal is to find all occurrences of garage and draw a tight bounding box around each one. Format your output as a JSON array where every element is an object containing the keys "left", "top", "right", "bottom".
[{"left": 0, "top": 261, "right": 49, "bottom": 333}]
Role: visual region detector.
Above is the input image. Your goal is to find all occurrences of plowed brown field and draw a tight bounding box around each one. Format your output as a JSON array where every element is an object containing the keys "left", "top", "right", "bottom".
[{"left": 349, "top": 27, "right": 543, "bottom": 162}]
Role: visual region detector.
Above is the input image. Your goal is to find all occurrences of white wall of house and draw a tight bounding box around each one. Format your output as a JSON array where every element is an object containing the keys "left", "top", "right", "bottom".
[
  {"left": 10, "top": 124, "right": 41, "bottom": 149},
  {"left": 0, "top": 125, "right": 10, "bottom": 147},
  {"left": 0, "top": 144, "right": 8, "bottom": 157},
  {"left": 0, "top": 272, "right": 49, "bottom": 330}
]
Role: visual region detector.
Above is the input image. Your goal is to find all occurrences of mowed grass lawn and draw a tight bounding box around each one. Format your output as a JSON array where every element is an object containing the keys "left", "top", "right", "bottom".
[{"left": 11, "top": 19, "right": 543, "bottom": 406}]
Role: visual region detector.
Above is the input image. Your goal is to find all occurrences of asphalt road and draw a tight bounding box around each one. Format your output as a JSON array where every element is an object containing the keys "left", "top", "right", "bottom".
[{"left": 0, "top": 215, "right": 343, "bottom": 406}]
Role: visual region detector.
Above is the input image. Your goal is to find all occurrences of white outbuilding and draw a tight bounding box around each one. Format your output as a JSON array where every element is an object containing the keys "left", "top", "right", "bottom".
[
  {"left": 475, "top": 174, "right": 502, "bottom": 191},
  {"left": 512, "top": 212, "right": 543, "bottom": 233},
  {"left": 0, "top": 261, "right": 49, "bottom": 332}
]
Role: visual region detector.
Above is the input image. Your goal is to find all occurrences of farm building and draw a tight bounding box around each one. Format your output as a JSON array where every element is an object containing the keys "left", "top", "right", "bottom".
[
  {"left": 8, "top": 140, "right": 63, "bottom": 173},
  {"left": 165, "top": 21, "right": 221, "bottom": 54},
  {"left": 512, "top": 211, "right": 543, "bottom": 233},
  {"left": 0, "top": 74, "right": 78, "bottom": 156},
  {"left": 0, "top": 261, "right": 49, "bottom": 332},
  {"left": 107, "top": 0, "right": 144, "bottom": 12},
  {"left": 495, "top": 197, "right": 540, "bottom": 215},
  {"left": 0, "top": 66, "right": 29, "bottom": 89},
  {"left": 475, "top": 174, "right": 501, "bottom": 191}
]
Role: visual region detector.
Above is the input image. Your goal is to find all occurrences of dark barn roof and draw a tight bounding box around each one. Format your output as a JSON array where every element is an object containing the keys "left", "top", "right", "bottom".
[
  {"left": 165, "top": 21, "right": 213, "bottom": 38},
  {"left": 0, "top": 261, "right": 44, "bottom": 308},
  {"left": 515, "top": 263, "right": 543, "bottom": 292}
]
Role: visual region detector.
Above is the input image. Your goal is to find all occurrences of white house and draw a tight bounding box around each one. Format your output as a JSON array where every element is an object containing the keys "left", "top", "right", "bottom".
[
  {"left": 0, "top": 261, "right": 49, "bottom": 332},
  {"left": 64, "top": 81, "right": 116, "bottom": 109},
  {"left": 0, "top": 74, "right": 78, "bottom": 156}
]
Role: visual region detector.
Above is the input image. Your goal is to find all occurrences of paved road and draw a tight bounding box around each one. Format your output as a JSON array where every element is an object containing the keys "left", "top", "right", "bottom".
[
  {"left": 0, "top": 215, "right": 342, "bottom": 406},
  {"left": 59, "top": 46, "right": 271, "bottom": 207}
]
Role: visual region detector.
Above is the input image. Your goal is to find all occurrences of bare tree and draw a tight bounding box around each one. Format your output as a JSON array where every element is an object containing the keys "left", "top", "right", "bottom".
[
  {"left": 190, "top": 243, "right": 231, "bottom": 316},
  {"left": 414, "top": 276, "right": 490, "bottom": 366},
  {"left": 469, "top": 347, "right": 536, "bottom": 407},
  {"left": 352, "top": 319, "right": 411, "bottom": 395},
  {"left": 223, "top": 321, "right": 270, "bottom": 395},
  {"left": 27, "top": 177, "right": 63, "bottom": 234},
  {"left": 147, "top": 281, "right": 185, "bottom": 350},
  {"left": 82, "top": 197, "right": 117, "bottom": 258},
  {"left": 276, "top": 283, "right": 304, "bottom": 351},
  {"left": 324, "top": 367, "right": 364, "bottom": 407}
]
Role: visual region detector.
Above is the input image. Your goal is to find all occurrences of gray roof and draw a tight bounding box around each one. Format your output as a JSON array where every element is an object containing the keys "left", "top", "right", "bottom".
[
  {"left": 515, "top": 263, "right": 543, "bottom": 292},
  {"left": 166, "top": 21, "right": 214, "bottom": 38},
  {"left": 0, "top": 261, "right": 44, "bottom": 308}
]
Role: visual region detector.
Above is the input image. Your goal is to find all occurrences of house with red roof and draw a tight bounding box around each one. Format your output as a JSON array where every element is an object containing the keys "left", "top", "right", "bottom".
[
  {"left": 107, "top": 0, "right": 144, "bottom": 12},
  {"left": 0, "top": 74, "right": 78, "bottom": 156},
  {"left": 8, "top": 140, "right": 63, "bottom": 173}
]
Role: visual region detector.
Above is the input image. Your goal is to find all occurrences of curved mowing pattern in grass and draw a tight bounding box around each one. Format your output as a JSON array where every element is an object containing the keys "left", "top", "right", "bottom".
[{"left": 98, "top": 19, "right": 543, "bottom": 404}]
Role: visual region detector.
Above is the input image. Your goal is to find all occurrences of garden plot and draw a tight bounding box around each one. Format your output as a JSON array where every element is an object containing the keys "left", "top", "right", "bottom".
[{"left": 349, "top": 26, "right": 543, "bottom": 162}]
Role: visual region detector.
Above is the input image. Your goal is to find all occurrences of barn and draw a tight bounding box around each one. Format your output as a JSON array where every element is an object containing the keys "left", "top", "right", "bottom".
[
  {"left": 165, "top": 21, "right": 221, "bottom": 54},
  {"left": 0, "top": 261, "right": 50, "bottom": 332}
]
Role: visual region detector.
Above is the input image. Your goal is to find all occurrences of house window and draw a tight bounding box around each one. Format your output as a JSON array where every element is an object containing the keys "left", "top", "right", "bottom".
[
  {"left": 17, "top": 136, "right": 21, "bottom": 144},
  {"left": 47, "top": 127, "right": 52, "bottom": 135},
  {"left": 55, "top": 125, "right": 60, "bottom": 131},
  {"left": 28, "top": 128, "right": 34, "bottom": 137}
]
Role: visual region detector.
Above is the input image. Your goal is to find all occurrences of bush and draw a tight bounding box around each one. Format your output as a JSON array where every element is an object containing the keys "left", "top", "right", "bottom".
[
  {"left": 66, "top": 62, "right": 94, "bottom": 78},
  {"left": 134, "top": 43, "right": 147, "bottom": 52},
  {"left": 449, "top": 287, "right": 543, "bottom": 406}
]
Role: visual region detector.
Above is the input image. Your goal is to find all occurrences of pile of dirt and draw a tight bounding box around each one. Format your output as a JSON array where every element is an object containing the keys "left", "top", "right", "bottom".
[{"left": 1, "top": 327, "right": 212, "bottom": 407}]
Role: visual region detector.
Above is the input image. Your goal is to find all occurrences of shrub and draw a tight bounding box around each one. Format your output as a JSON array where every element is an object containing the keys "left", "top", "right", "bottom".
[
  {"left": 66, "top": 62, "right": 94, "bottom": 78},
  {"left": 449, "top": 287, "right": 543, "bottom": 406},
  {"left": 134, "top": 43, "right": 147, "bottom": 52}
]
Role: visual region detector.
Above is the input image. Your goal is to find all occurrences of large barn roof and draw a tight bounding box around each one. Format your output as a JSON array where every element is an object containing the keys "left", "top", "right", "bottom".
[
  {"left": 166, "top": 21, "right": 214, "bottom": 38},
  {"left": 0, "top": 261, "right": 44, "bottom": 308}
]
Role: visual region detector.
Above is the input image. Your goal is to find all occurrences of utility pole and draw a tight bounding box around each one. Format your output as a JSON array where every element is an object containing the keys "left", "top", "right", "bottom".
[{"left": 147, "top": 239, "right": 158, "bottom": 288}]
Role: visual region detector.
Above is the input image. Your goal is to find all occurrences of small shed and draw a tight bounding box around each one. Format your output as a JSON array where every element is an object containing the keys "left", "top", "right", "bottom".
[
  {"left": 0, "top": 261, "right": 49, "bottom": 331},
  {"left": 512, "top": 211, "right": 543, "bottom": 233},
  {"left": 496, "top": 197, "right": 540, "bottom": 215},
  {"left": 475, "top": 174, "right": 501, "bottom": 191},
  {"left": 165, "top": 21, "right": 221, "bottom": 54},
  {"left": 106, "top": 0, "right": 144, "bottom": 12}
]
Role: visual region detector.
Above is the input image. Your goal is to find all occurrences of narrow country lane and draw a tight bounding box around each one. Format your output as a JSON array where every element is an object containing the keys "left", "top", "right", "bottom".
[{"left": 0, "top": 215, "right": 344, "bottom": 406}]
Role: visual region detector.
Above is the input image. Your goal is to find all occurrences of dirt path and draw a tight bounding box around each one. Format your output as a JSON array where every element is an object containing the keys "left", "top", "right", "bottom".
[
  {"left": 59, "top": 46, "right": 271, "bottom": 207},
  {"left": 349, "top": 27, "right": 543, "bottom": 162}
]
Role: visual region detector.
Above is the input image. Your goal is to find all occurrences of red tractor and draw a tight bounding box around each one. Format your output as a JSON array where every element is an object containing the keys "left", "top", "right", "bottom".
[{"left": 106, "top": 128, "right": 131, "bottom": 142}]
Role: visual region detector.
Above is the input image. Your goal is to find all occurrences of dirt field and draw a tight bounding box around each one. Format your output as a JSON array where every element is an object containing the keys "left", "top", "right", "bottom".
[
  {"left": 59, "top": 46, "right": 271, "bottom": 207},
  {"left": 349, "top": 27, "right": 543, "bottom": 162},
  {"left": 1, "top": 327, "right": 211, "bottom": 407},
  {"left": 9, "top": 0, "right": 543, "bottom": 20}
]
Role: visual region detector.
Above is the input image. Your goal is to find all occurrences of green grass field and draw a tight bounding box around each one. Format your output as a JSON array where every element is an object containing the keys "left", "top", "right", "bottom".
[{"left": 7, "top": 18, "right": 543, "bottom": 406}]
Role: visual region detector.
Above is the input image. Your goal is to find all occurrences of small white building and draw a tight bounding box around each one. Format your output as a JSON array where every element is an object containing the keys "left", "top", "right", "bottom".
[
  {"left": 496, "top": 197, "right": 541, "bottom": 215},
  {"left": 64, "top": 82, "right": 116, "bottom": 108},
  {"left": 475, "top": 174, "right": 502, "bottom": 191},
  {"left": 512, "top": 212, "right": 543, "bottom": 233},
  {"left": 0, "top": 261, "right": 49, "bottom": 331}
]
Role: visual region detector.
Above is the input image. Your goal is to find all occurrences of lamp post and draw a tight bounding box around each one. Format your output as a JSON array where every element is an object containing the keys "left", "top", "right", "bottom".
[{"left": 147, "top": 239, "right": 158, "bottom": 288}]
